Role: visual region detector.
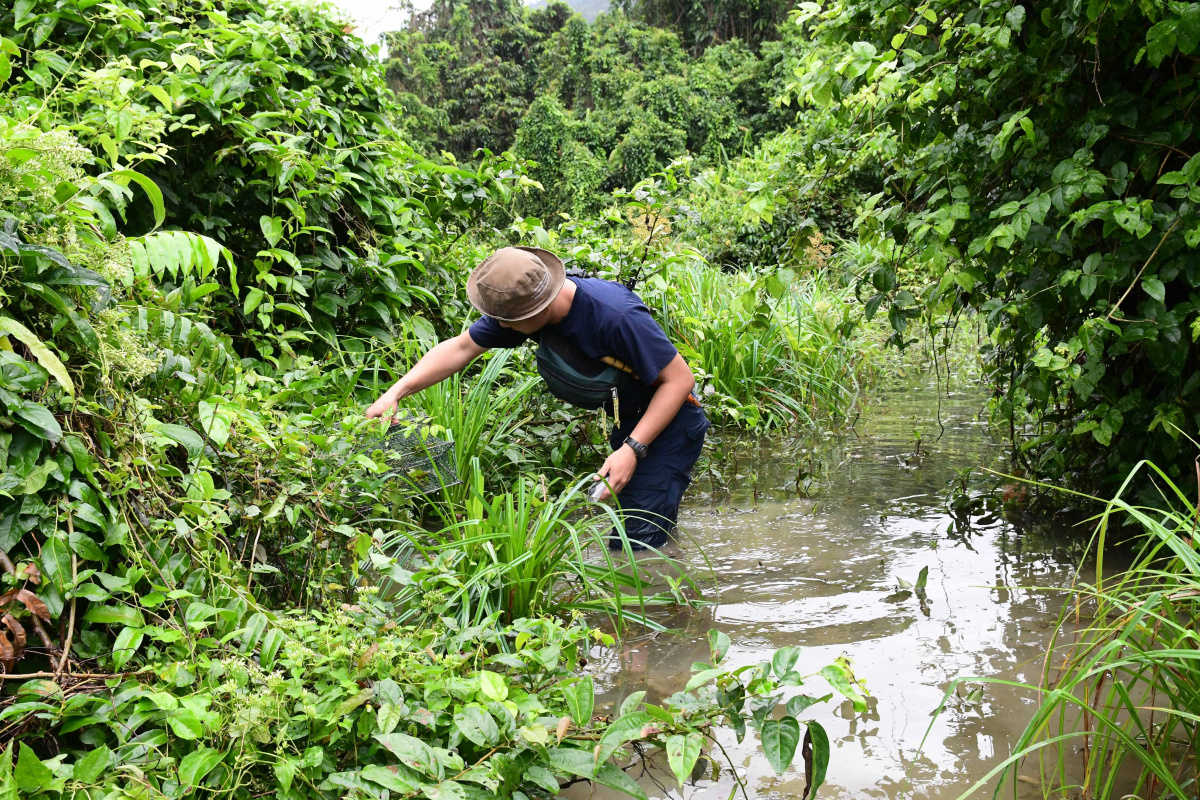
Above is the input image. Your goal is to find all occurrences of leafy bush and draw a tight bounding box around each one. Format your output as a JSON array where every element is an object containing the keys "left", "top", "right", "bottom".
[
  {"left": 2, "top": 602, "right": 863, "bottom": 798},
  {"left": 644, "top": 261, "right": 871, "bottom": 428},
  {"left": 786, "top": 0, "right": 1200, "bottom": 490},
  {"left": 2, "top": 0, "right": 529, "bottom": 360},
  {"left": 381, "top": 466, "right": 702, "bottom": 631}
]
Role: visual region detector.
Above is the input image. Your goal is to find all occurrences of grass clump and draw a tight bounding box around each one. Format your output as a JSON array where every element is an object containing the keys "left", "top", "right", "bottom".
[
  {"left": 946, "top": 462, "right": 1200, "bottom": 799},
  {"left": 379, "top": 463, "right": 704, "bottom": 632},
  {"left": 644, "top": 262, "right": 874, "bottom": 429}
]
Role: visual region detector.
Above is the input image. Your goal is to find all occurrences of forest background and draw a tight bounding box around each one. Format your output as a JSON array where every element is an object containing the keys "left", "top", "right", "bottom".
[{"left": 0, "top": 0, "right": 1198, "bottom": 798}]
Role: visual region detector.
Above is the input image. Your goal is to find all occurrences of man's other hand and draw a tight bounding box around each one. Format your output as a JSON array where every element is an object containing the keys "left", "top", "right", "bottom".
[{"left": 594, "top": 444, "right": 639, "bottom": 501}]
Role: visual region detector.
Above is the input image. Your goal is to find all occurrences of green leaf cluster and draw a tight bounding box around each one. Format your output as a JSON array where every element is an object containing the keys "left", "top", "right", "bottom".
[{"left": 788, "top": 0, "right": 1200, "bottom": 489}]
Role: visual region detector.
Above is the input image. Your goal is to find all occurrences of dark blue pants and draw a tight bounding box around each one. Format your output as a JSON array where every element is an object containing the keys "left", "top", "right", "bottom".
[{"left": 608, "top": 401, "right": 709, "bottom": 548}]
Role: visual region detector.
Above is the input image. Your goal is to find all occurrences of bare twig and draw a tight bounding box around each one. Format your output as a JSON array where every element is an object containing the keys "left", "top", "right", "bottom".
[
  {"left": 1105, "top": 219, "right": 1181, "bottom": 322},
  {"left": 56, "top": 512, "right": 78, "bottom": 677}
]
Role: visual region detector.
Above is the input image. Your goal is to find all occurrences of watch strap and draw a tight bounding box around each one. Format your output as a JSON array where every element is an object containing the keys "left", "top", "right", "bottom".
[{"left": 623, "top": 436, "right": 648, "bottom": 460}]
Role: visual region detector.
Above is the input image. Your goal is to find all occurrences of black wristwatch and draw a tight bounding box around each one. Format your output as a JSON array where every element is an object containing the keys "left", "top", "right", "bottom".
[{"left": 623, "top": 436, "right": 648, "bottom": 460}]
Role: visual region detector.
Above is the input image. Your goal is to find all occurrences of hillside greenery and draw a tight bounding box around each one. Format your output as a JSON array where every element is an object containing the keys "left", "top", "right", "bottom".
[{"left": 385, "top": 0, "right": 799, "bottom": 218}]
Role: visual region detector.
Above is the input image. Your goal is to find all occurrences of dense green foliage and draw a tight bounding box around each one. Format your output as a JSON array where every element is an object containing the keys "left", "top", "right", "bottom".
[
  {"left": 784, "top": 0, "right": 1200, "bottom": 490},
  {"left": 0, "top": 0, "right": 871, "bottom": 795},
  {"left": 385, "top": 0, "right": 796, "bottom": 218},
  {"left": 614, "top": 0, "right": 791, "bottom": 53},
  {"left": 3, "top": 0, "right": 533, "bottom": 361}
]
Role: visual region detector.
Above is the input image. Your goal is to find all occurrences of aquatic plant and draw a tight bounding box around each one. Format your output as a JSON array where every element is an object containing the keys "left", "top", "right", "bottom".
[
  {"left": 378, "top": 463, "right": 702, "bottom": 630},
  {"left": 400, "top": 348, "right": 538, "bottom": 501},
  {"left": 644, "top": 262, "right": 872, "bottom": 428},
  {"left": 945, "top": 461, "right": 1200, "bottom": 799}
]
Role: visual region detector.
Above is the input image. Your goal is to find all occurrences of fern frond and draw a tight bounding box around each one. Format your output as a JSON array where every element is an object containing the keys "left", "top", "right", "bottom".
[{"left": 128, "top": 231, "right": 237, "bottom": 293}]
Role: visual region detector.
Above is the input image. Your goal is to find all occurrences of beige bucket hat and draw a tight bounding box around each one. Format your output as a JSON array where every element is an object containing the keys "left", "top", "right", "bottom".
[{"left": 466, "top": 246, "right": 566, "bottom": 322}]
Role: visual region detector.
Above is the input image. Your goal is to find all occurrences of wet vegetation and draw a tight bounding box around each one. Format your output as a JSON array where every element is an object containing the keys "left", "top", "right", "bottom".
[{"left": 1, "top": 0, "right": 1199, "bottom": 797}]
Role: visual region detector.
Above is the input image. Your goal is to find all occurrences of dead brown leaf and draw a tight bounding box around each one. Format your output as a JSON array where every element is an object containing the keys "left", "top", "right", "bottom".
[
  {"left": 2, "top": 614, "right": 25, "bottom": 659},
  {"left": 358, "top": 643, "right": 380, "bottom": 670},
  {"left": 16, "top": 589, "right": 50, "bottom": 621}
]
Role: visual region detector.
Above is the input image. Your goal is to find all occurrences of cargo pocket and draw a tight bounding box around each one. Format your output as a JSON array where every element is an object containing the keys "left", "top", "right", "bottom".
[{"left": 686, "top": 415, "right": 710, "bottom": 441}]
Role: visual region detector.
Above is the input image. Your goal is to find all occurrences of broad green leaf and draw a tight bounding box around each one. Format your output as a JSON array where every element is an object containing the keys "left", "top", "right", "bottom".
[
  {"left": 14, "top": 402, "right": 61, "bottom": 443},
  {"left": 546, "top": 747, "right": 597, "bottom": 779},
  {"left": 178, "top": 747, "right": 223, "bottom": 787},
  {"left": 771, "top": 646, "right": 800, "bottom": 678},
  {"left": 479, "top": 670, "right": 508, "bottom": 702},
  {"left": 243, "top": 287, "right": 265, "bottom": 316},
  {"left": 39, "top": 535, "right": 71, "bottom": 591},
  {"left": 760, "top": 717, "right": 801, "bottom": 775},
  {"left": 562, "top": 675, "right": 593, "bottom": 727},
  {"left": 786, "top": 693, "right": 832, "bottom": 717},
  {"left": 197, "top": 400, "right": 232, "bottom": 448},
  {"left": 820, "top": 663, "right": 867, "bottom": 712},
  {"left": 157, "top": 424, "right": 204, "bottom": 458},
  {"left": 595, "top": 711, "right": 657, "bottom": 765},
  {"left": 14, "top": 744, "right": 52, "bottom": 793},
  {"left": 83, "top": 604, "right": 145, "bottom": 627},
  {"left": 523, "top": 765, "right": 559, "bottom": 794},
  {"left": 666, "top": 733, "right": 703, "bottom": 788},
  {"left": 274, "top": 759, "right": 298, "bottom": 793},
  {"left": 803, "top": 720, "right": 830, "bottom": 798},
  {"left": 108, "top": 170, "right": 165, "bottom": 229},
  {"left": 0, "top": 316, "right": 73, "bottom": 397},
  {"left": 334, "top": 688, "right": 374, "bottom": 717},
  {"left": 259, "top": 628, "right": 284, "bottom": 670},
  {"left": 685, "top": 668, "right": 723, "bottom": 691},
  {"left": 360, "top": 764, "right": 419, "bottom": 793},
  {"left": 13, "top": 1, "right": 36, "bottom": 30},
  {"left": 110, "top": 626, "right": 144, "bottom": 670},
  {"left": 72, "top": 745, "right": 110, "bottom": 784},
  {"left": 260, "top": 215, "right": 284, "bottom": 247},
  {"left": 167, "top": 708, "right": 205, "bottom": 740},
  {"left": 618, "top": 690, "right": 645, "bottom": 717},
  {"left": 376, "top": 701, "right": 404, "bottom": 735},
  {"left": 454, "top": 705, "right": 499, "bottom": 747},
  {"left": 374, "top": 733, "right": 442, "bottom": 779}
]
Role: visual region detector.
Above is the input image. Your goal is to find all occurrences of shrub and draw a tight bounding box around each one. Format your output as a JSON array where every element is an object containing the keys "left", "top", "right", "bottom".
[{"left": 788, "top": 0, "right": 1200, "bottom": 491}]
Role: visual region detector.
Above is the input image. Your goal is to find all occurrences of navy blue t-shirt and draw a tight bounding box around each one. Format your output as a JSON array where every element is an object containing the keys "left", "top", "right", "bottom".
[{"left": 468, "top": 277, "right": 677, "bottom": 409}]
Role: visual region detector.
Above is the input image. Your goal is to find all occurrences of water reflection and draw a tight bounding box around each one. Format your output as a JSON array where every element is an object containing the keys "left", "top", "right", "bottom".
[{"left": 575, "top": 377, "right": 1088, "bottom": 799}]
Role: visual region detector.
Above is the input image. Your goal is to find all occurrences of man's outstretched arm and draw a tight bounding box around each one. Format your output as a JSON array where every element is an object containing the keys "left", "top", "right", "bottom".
[{"left": 366, "top": 331, "right": 487, "bottom": 421}]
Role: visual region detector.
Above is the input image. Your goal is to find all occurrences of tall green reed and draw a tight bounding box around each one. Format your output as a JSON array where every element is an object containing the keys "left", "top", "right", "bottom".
[
  {"left": 646, "top": 263, "right": 871, "bottom": 428},
  {"left": 379, "top": 462, "right": 702, "bottom": 632},
  {"left": 400, "top": 348, "right": 536, "bottom": 500},
  {"left": 943, "top": 461, "right": 1200, "bottom": 800}
]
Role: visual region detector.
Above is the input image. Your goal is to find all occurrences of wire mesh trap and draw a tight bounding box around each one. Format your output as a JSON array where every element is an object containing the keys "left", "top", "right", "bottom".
[{"left": 346, "top": 421, "right": 460, "bottom": 497}]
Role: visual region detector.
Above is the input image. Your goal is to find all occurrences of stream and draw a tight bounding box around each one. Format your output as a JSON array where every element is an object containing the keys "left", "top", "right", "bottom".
[{"left": 574, "top": 374, "right": 1093, "bottom": 800}]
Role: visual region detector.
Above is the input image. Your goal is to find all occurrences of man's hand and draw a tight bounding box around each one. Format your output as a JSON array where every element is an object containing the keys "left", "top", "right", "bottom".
[
  {"left": 594, "top": 444, "right": 639, "bottom": 501},
  {"left": 365, "top": 389, "right": 401, "bottom": 423},
  {"left": 365, "top": 333, "right": 488, "bottom": 424}
]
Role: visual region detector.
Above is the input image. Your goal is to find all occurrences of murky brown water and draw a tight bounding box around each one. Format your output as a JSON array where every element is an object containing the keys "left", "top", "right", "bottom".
[{"left": 577, "top": 376, "right": 1094, "bottom": 800}]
